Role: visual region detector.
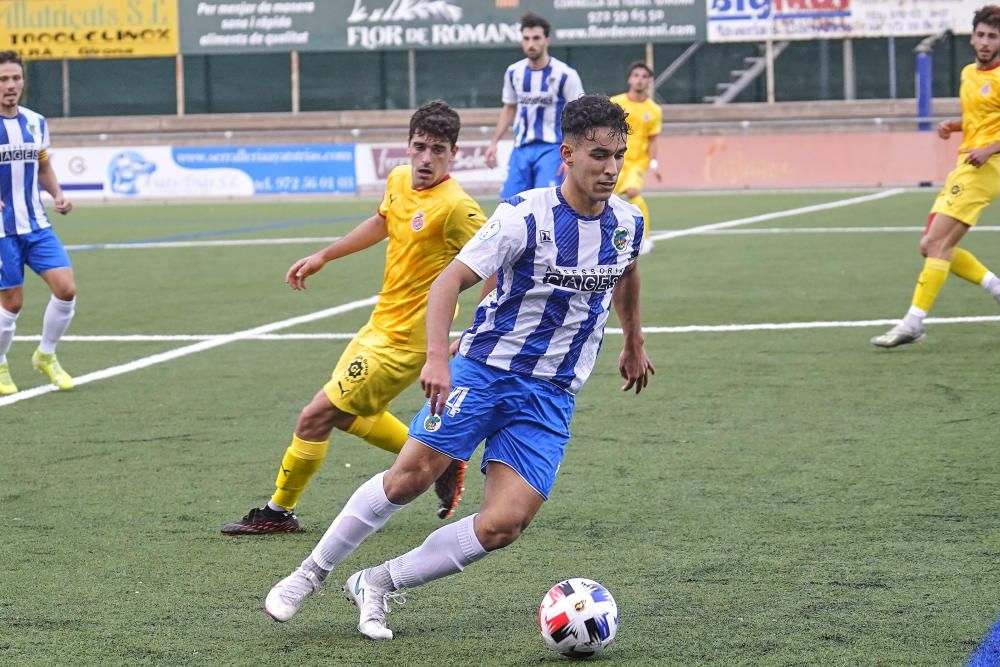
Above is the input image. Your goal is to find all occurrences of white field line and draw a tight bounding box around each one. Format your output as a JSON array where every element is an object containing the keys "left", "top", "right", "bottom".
[
  {"left": 705, "top": 226, "right": 1000, "bottom": 235},
  {"left": 64, "top": 236, "right": 342, "bottom": 251},
  {"left": 649, "top": 188, "right": 905, "bottom": 242},
  {"left": 10, "top": 313, "right": 1000, "bottom": 346},
  {"left": 0, "top": 296, "right": 377, "bottom": 407},
  {"left": 1, "top": 190, "right": 904, "bottom": 406}
]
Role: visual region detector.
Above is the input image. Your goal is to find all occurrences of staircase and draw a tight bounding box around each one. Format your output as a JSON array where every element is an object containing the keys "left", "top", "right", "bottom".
[{"left": 704, "top": 41, "right": 790, "bottom": 104}]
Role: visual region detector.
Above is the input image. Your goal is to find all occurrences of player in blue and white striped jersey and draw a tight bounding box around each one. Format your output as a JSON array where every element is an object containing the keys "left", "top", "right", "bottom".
[
  {"left": 264, "top": 95, "right": 654, "bottom": 641},
  {"left": 485, "top": 12, "right": 584, "bottom": 200},
  {"left": 0, "top": 51, "right": 76, "bottom": 395}
]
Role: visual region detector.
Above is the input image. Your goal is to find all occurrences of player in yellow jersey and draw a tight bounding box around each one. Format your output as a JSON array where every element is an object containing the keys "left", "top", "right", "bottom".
[
  {"left": 223, "top": 101, "right": 489, "bottom": 534},
  {"left": 872, "top": 5, "right": 1000, "bottom": 348},
  {"left": 610, "top": 62, "right": 662, "bottom": 256}
]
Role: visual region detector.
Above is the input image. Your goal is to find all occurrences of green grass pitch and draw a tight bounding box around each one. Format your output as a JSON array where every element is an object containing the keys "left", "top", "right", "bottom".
[{"left": 1, "top": 190, "right": 998, "bottom": 666}]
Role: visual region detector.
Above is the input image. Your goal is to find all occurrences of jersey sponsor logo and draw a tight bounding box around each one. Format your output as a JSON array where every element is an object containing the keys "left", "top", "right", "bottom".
[
  {"left": 613, "top": 226, "right": 631, "bottom": 251},
  {"left": 423, "top": 414, "right": 442, "bottom": 432},
  {"left": 0, "top": 146, "right": 41, "bottom": 163},
  {"left": 411, "top": 211, "right": 426, "bottom": 232},
  {"left": 982, "top": 82, "right": 992, "bottom": 96},
  {"left": 539, "top": 229, "right": 553, "bottom": 243},
  {"left": 517, "top": 92, "right": 556, "bottom": 105},
  {"left": 542, "top": 266, "right": 624, "bottom": 292},
  {"left": 478, "top": 218, "right": 502, "bottom": 240}
]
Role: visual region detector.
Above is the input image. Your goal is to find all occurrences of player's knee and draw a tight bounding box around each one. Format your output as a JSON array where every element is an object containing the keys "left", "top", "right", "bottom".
[
  {"left": 473, "top": 513, "right": 530, "bottom": 551},
  {"left": 920, "top": 235, "right": 950, "bottom": 258},
  {"left": 1, "top": 294, "right": 23, "bottom": 313},
  {"left": 53, "top": 284, "right": 76, "bottom": 301},
  {"left": 296, "top": 400, "right": 340, "bottom": 440},
  {"left": 382, "top": 466, "right": 434, "bottom": 505}
]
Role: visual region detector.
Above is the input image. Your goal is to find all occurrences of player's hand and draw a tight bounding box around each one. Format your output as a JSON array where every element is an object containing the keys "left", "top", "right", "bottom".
[
  {"left": 937, "top": 121, "right": 953, "bottom": 140},
  {"left": 448, "top": 337, "right": 461, "bottom": 357},
  {"left": 961, "top": 147, "right": 993, "bottom": 168},
  {"left": 285, "top": 254, "right": 326, "bottom": 290},
  {"left": 420, "top": 355, "right": 451, "bottom": 416},
  {"left": 485, "top": 144, "right": 498, "bottom": 169},
  {"left": 619, "top": 347, "right": 655, "bottom": 395},
  {"left": 53, "top": 195, "right": 72, "bottom": 214}
]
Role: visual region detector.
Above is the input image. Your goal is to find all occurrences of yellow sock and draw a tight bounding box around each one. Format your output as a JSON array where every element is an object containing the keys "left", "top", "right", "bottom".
[
  {"left": 911, "top": 257, "right": 951, "bottom": 312},
  {"left": 271, "top": 434, "right": 329, "bottom": 510},
  {"left": 949, "top": 247, "right": 989, "bottom": 285},
  {"left": 347, "top": 411, "right": 408, "bottom": 454}
]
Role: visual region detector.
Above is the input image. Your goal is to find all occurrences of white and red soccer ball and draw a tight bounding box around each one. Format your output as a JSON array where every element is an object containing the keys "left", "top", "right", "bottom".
[{"left": 538, "top": 578, "right": 619, "bottom": 659}]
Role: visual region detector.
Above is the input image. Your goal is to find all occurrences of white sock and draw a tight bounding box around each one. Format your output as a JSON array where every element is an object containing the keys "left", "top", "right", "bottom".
[
  {"left": 309, "top": 471, "right": 406, "bottom": 571},
  {"left": 0, "top": 306, "right": 18, "bottom": 364},
  {"left": 901, "top": 305, "right": 927, "bottom": 330},
  {"left": 981, "top": 271, "right": 1000, "bottom": 298},
  {"left": 39, "top": 295, "right": 75, "bottom": 355},
  {"left": 385, "top": 514, "right": 489, "bottom": 589}
]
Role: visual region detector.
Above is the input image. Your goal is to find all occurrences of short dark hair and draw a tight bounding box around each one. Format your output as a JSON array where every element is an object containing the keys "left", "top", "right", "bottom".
[
  {"left": 561, "top": 94, "right": 630, "bottom": 145},
  {"left": 0, "top": 51, "right": 23, "bottom": 68},
  {"left": 627, "top": 61, "right": 653, "bottom": 77},
  {"left": 409, "top": 100, "right": 461, "bottom": 147},
  {"left": 974, "top": 4, "right": 1000, "bottom": 30},
  {"left": 520, "top": 12, "right": 550, "bottom": 37}
]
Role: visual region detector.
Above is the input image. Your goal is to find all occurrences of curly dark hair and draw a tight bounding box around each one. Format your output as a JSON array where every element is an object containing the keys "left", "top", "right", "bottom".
[
  {"left": 0, "top": 51, "right": 23, "bottom": 67},
  {"left": 520, "top": 12, "right": 550, "bottom": 37},
  {"left": 561, "top": 94, "right": 630, "bottom": 145},
  {"left": 974, "top": 4, "right": 1000, "bottom": 30},
  {"left": 409, "top": 100, "right": 461, "bottom": 147}
]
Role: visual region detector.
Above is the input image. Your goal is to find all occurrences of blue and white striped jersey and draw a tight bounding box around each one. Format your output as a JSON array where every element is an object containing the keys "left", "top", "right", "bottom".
[
  {"left": 502, "top": 57, "right": 584, "bottom": 148},
  {"left": 456, "top": 188, "right": 643, "bottom": 395},
  {"left": 0, "top": 106, "right": 50, "bottom": 238}
]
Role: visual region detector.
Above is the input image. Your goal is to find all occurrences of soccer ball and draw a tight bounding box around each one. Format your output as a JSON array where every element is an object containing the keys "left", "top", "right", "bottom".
[{"left": 538, "top": 578, "right": 619, "bottom": 659}]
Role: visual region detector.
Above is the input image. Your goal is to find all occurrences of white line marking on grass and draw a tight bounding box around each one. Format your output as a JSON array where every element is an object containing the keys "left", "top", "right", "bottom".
[
  {"left": 705, "top": 226, "right": 1000, "bottom": 235},
  {"left": 11, "top": 314, "right": 999, "bottom": 345},
  {"left": 0, "top": 189, "right": 908, "bottom": 405},
  {"left": 0, "top": 296, "right": 378, "bottom": 408},
  {"left": 64, "top": 236, "right": 342, "bottom": 251},
  {"left": 650, "top": 188, "right": 905, "bottom": 242}
]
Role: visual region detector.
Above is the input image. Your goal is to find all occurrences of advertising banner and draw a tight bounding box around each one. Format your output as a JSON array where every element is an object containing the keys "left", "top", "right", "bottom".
[
  {"left": 51, "top": 143, "right": 357, "bottom": 199},
  {"left": 354, "top": 140, "right": 510, "bottom": 196},
  {"left": 708, "top": 0, "right": 984, "bottom": 42},
  {"left": 179, "top": 0, "right": 704, "bottom": 55},
  {"left": 0, "top": 0, "right": 178, "bottom": 60}
]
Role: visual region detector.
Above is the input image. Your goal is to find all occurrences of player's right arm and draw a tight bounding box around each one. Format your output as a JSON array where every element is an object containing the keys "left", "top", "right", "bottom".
[
  {"left": 938, "top": 119, "right": 962, "bottom": 140},
  {"left": 285, "top": 212, "right": 388, "bottom": 290},
  {"left": 485, "top": 103, "right": 517, "bottom": 169},
  {"left": 422, "top": 259, "right": 483, "bottom": 415}
]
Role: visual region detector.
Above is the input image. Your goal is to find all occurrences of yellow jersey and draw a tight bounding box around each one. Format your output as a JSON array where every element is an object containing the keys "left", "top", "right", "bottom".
[
  {"left": 610, "top": 92, "right": 662, "bottom": 169},
  {"left": 959, "top": 62, "right": 1000, "bottom": 152},
  {"left": 371, "top": 165, "right": 486, "bottom": 351}
]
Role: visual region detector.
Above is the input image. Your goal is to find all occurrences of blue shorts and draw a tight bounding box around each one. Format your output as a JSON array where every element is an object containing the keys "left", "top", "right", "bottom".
[
  {"left": 501, "top": 142, "right": 563, "bottom": 200},
  {"left": 0, "top": 227, "right": 72, "bottom": 289},
  {"left": 408, "top": 354, "right": 575, "bottom": 499}
]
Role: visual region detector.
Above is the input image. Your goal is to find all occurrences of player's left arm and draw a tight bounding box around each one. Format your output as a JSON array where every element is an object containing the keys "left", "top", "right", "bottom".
[
  {"left": 36, "top": 152, "right": 72, "bottom": 214},
  {"left": 611, "top": 261, "right": 655, "bottom": 394},
  {"left": 961, "top": 139, "right": 1000, "bottom": 167},
  {"left": 647, "top": 105, "right": 663, "bottom": 181}
]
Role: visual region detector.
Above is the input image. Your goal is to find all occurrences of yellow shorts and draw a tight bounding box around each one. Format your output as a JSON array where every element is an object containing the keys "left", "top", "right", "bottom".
[
  {"left": 322, "top": 323, "right": 424, "bottom": 417},
  {"left": 614, "top": 163, "right": 646, "bottom": 195},
  {"left": 930, "top": 158, "right": 1000, "bottom": 227}
]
